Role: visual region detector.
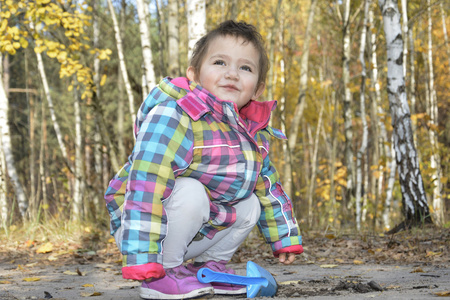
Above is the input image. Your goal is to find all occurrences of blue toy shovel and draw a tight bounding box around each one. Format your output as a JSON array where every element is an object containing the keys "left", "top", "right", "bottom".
[{"left": 197, "top": 261, "right": 278, "bottom": 298}]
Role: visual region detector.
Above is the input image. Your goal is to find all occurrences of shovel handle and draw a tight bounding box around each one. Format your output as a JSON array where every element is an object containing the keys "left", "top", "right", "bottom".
[{"left": 197, "top": 268, "right": 268, "bottom": 287}]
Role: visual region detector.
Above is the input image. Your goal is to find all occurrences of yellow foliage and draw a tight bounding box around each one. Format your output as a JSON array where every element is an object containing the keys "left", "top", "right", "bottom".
[
  {"left": 0, "top": 19, "right": 8, "bottom": 32},
  {"left": 100, "top": 74, "right": 107, "bottom": 86}
]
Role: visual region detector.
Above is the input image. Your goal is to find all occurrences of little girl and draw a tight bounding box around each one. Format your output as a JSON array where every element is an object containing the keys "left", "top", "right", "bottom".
[{"left": 105, "top": 20, "right": 303, "bottom": 299}]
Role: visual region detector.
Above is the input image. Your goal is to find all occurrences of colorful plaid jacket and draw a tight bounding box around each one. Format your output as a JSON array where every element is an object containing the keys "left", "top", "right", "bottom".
[{"left": 104, "top": 77, "right": 302, "bottom": 279}]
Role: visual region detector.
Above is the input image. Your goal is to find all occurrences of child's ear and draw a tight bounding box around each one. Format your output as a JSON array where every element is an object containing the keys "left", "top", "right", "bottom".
[
  {"left": 252, "top": 82, "right": 266, "bottom": 100},
  {"left": 186, "top": 66, "right": 196, "bottom": 82}
]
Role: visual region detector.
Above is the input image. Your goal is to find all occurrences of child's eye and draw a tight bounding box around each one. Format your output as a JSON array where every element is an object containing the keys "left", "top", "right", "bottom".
[
  {"left": 240, "top": 65, "right": 252, "bottom": 72},
  {"left": 213, "top": 60, "right": 226, "bottom": 66}
]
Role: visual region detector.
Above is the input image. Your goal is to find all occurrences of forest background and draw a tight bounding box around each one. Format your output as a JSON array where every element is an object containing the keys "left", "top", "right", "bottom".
[{"left": 0, "top": 0, "right": 448, "bottom": 243}]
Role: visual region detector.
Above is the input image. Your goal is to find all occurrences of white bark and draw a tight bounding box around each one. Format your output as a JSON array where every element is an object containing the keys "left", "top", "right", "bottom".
[
  {"left": 342, "top": 0, "right": 354, "bottom": 196},
  {"left": 92, "top": 0, "right": 103, "bottom": 177},
  {"left": 0, "top": 134, "right": 7, "bottom": 230},
  {"left": 401, "top": 0, "right": 408, "bottom": 77},
  {"left": 72, "top": 81, "right": 84, "bottom": 220},
  {"left": 136, "top": 0, "right": 156, "bottom": 90},
  {"left": 356, "top": 0, "right": 370, "bottom": 231},
  {"left": 187, "top": 0, "right": 206, "bottom": 59},
  {"left": 168, "top": 0, "right": 180, "bottom": 77},
  {"left": 378, "top": 0, "right": 431, "bottom": 223},
  {"left": 426, "top": 0, "right": 443, "bottom": 225},
  {"left": 266, "top": 0, "right": 283, "bottom": 104},
  {"left": 107, "top": 0, "right": 136, "bottom": 126},
  {"left": 383, "top": 138, "right": 396, "bottom": 229},
  {"left": 39, "top": 102, "right": 48, "bottom": 221},
  {"left": 32, "top": 19, "right": 73, "bottom": 174},
  {"left": 440, "top": 3, "right": 450, "bottom": 74},
  {"left": 0, "top": 55, "right": 28, "bottom": 218},
  {"left": 307, "top": 104, "right": 324, "bottom": 226},
  {"left": 285, "top": 0, "right": 317, "bottom": 197},
  {"left": 368, "top": 3, "right": 394, "bottom": 229}
]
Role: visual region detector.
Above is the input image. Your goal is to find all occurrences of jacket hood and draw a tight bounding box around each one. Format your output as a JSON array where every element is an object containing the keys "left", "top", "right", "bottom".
[{"left": 135, "top": 77, "right": 285, "bottom": 139}]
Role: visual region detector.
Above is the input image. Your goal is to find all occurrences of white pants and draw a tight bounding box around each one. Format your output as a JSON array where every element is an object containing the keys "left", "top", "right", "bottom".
[{"left": 116, "top": 177, "right": 261, "bottom": 269}]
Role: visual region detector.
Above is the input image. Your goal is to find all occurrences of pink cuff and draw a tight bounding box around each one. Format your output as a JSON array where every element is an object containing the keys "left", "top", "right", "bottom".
[
  {"left": 122, "top": 263, "right": 165, "bottom": 280},
  {"left": 273, "top": 245, "right": 304, "bottom": 258}
]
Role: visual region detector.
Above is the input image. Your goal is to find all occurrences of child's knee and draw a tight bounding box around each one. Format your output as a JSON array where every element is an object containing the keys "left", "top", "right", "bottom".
[
  {"left": 165, "top": 177, "right": 210, "bottom": 217},
  {"left": 235, "top": 194, "right": 261, "bottom": 227}
]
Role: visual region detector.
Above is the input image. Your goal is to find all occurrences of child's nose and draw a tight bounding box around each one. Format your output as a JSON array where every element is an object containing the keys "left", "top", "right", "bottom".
[{"left": 225, "top": 68, "right": 239, "bottom": 80}]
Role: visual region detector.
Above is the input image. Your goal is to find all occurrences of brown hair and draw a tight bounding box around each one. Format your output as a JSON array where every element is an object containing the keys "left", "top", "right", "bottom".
[{"left": 189, "top": 20, "right": 269, "bottom": 87}]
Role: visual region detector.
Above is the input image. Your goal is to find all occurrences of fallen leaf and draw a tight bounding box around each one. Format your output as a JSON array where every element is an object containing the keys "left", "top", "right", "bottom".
[
  {"left": 411, "top": 267, "right": 424, "bottom": 273},
  {"left": 63, "top": 270, "right": 80, "bottom": 276},
  {"left": 48, "top": 254, "right": 59, "bottom": 261},
  {"left": 279, "top": 280, "right": 301, "bottom": 285},
  {"left": 23, "top": 277, "right": 41, "bottom": 282},
  {"left": 335, "top": 258, "right": 345, "bottom": 263},
  {"left": 82, "top": 284, "right": 94, "bottom": 287},
  {"left": 320, "top": 264, "right": 339, "bottom": 268},
  {"left": 426, "top": 251, "right": 443, "bottom": 257},
  {"left": 26, "top": 262, "right": 38, "bottom": 267},
  {"left": 0, "top": 280, "right": 12, "bottom": 284},
  {"left": 36, "top": 242, "right": 54, "bottom": 254},
  {"left": 434, "top": 291, "right": 450, "bottom": 296},
  {"left": 353, "top": 260, "right": 364, "bottom": 265},
  {"left": 80, "top": 291, "right": 102, "bottom": 297}
]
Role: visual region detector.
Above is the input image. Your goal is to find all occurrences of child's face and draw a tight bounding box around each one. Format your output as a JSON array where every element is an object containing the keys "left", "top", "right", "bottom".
[{"left": 187, "top": 35, "right": 265, "bottom": 109}]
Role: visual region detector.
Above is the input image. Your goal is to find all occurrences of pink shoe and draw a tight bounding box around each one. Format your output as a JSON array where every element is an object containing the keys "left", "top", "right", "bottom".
[
  {"left": 139, "top": 265, "right": 214, "bottom": 299},
  {"left": 187, "top": 260, "right": 246, "bottom": 295}
]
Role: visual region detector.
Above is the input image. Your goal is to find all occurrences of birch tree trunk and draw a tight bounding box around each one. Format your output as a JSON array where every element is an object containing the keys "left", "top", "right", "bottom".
[
  {"left": 285, "top": 0, "right": 317, "bottom": 197},
  {"left": 118, "top": 0, "right": 126, "bottom": 158},
  {"left": 266, "top": 0, "right": 282, "bottom": 104},
  {"left": 39, "top": 97, "right": 49, "bottom": 222},
  {"left": 329, "top": 91, "right": 338, "bottom": 225},
  {"left": 187, "top": 0, "right": 206, "bottom": 59},
  {"left": 136, "top": 0, "right": 156, "bottom": 90},
  {"left": 401, "top": 0, "right": 418, "bottom": 143},
  {"left": 383, "top": 138, "right": 397, "bottom": 229},
  {"left": 92, "top": 0, "right": 103, "bottom": 214},
  {"left": 426, "top": 0, "right": 443, "bottom": 225},
  {"left": 401, "top": 0, "right": 408, "bottom": 77},
  {"left": 440, "top": 2, "right": 450, "bottom": 74},
  {"left": 33, "top": 38, "right": 73, "bottom": 175},
  {"left": 356, "top": 0, "right": 370, "bottom": 231},
  {"left": 154, "top": 0, "right": 167, "bottom": 77},
  {"left": 229, "top": 0, "right": 238, "bottom": 20},
  {"left": 378, "top": 0, "right": 432, "bottom": 231},
  {"left": 307, "top": 104, "right": 324, "bottom": 226},
  {"left": 342, "top": 0, "right": 354, "bottom": 203},
  {"left": 168, "top": 0, "right": 180, "bottom": 77},
  {"left": 0, "top": 136, "right": 7, "bottom": 230},
  {"left": 72, "top": 80, "right": 84, "bottom": 221},
  {"left": 22, "top": 52, "right": 37, "bottom": 218},
  {"left": 107, "top": 0, "right": 136, "bottom": 126},
  {"left": 0, "top": 54, "right": 28, "bottom": 219}
]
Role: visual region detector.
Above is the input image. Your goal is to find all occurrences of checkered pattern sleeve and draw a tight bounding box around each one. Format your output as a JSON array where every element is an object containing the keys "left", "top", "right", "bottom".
[
  {"left": 120, "top": 100, "right": 194, "bottom": 268},
  {"left": 255, "top": 130, "right": 302, "bottom": 254}
]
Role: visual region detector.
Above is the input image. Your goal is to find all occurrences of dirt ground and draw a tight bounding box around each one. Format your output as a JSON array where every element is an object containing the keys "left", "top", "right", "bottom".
[{"left": 0, "top": 227, "right": 449, "bottom": 300}]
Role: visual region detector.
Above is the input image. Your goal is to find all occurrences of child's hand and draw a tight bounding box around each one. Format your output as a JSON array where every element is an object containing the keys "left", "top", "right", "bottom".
[{"left": 278, "top": 252, "right": 296, "bottom": 265}]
